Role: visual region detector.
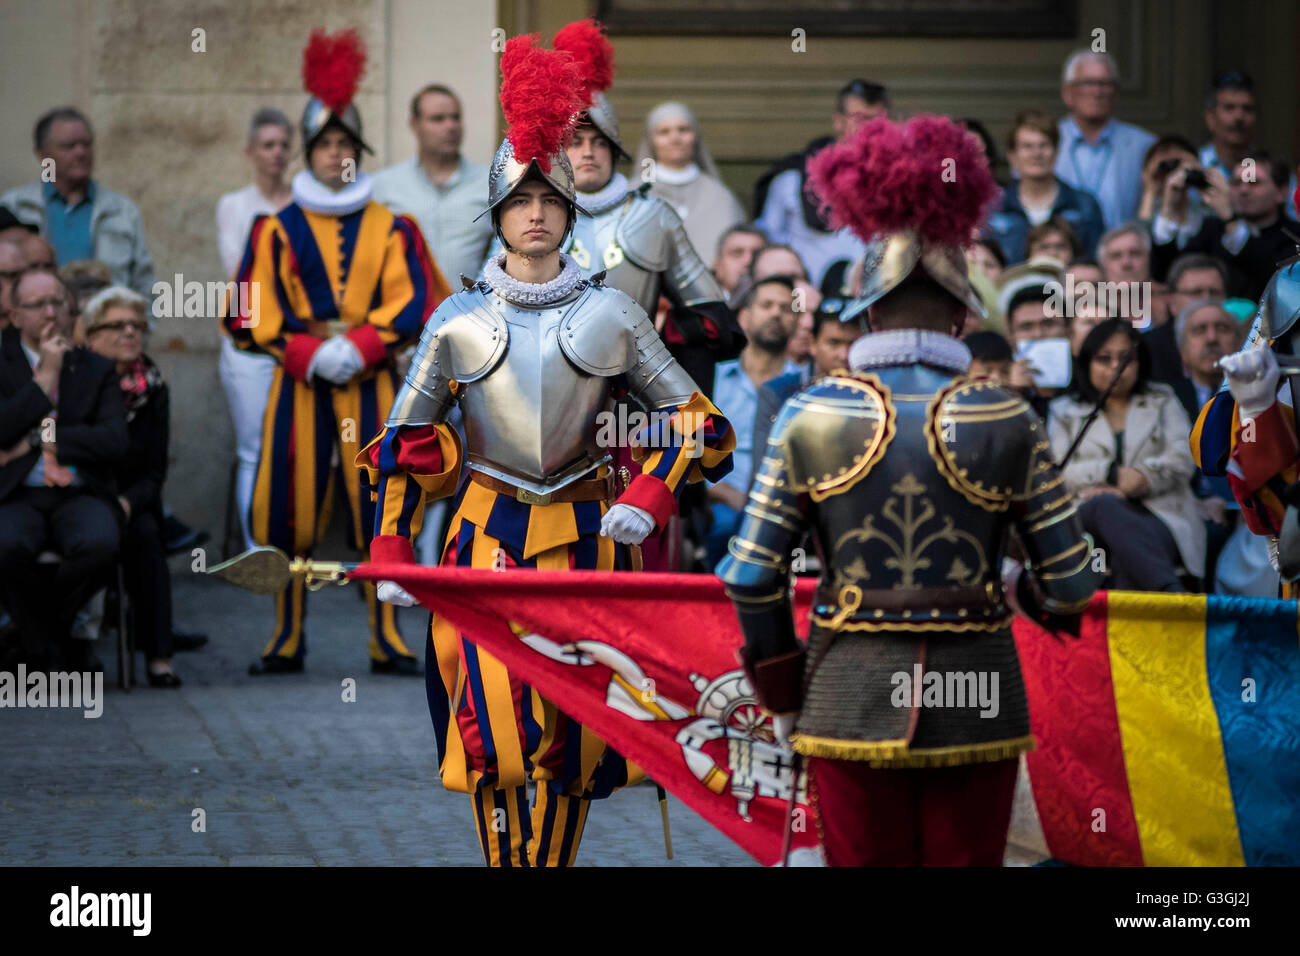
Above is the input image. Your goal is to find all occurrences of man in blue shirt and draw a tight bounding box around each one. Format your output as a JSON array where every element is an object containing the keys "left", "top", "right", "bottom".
[
  {"left": 708, "top": 275, "right": 800, "bottom": 568},
  {"left": 0, "top": 108, "right": 154, "bottom": 298},
  {"left": 1198, "top": 70, "right": 1297, "bottom": 219},
  {"left": 1054, "top": 51, "right": 1156, "bottom": 230}
]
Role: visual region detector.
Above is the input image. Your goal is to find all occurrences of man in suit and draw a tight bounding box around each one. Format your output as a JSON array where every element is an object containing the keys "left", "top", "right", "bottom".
[{"left": 0, "top": 268, "right": 127, "bottom": 669}]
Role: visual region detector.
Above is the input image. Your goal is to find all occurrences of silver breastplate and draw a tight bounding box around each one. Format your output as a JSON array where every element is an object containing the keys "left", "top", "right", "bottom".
[
  {"left": 460, "top": 290, "right": 613, "bottom": 494},
  {"left": 568, "top": 203, "right": 660, "bottom": 315}
]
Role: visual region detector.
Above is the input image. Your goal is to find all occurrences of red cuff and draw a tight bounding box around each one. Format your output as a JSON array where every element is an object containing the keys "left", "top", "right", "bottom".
[
  {"left": 347, "top": 324, "right": 389, "bottom": 368},
  {"left": 369, "top": 534, "right": 415, "bottom": 565},
  {"left": 1234, "top": 402, "right": 1300, "bottom": 495},
  {"left": 284, "top": 335, "right": 324, "bottom": 382},
  {"left": 618, "top": 473, "right": 677, "bottom": 533}
]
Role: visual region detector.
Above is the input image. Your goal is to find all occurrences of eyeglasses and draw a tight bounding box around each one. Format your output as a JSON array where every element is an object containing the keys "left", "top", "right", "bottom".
[
  {"left": 95, "top": 320, "right": 148, "bottom": 334},
  {"left": 1069, "top": 79, "right": 1117, "bottom": 91},
  {"left": 1174, "top": 286, "right": 1224, "bottom": 300},
  {"left": 1092, "top": 350, "right": 1135, "bottom": 367},
  {"left": 16, "top": 297, "right": 68, "bottom": 312},
  {"left": 1012, "top": 316, "right": 1067, "bottom": 336}
]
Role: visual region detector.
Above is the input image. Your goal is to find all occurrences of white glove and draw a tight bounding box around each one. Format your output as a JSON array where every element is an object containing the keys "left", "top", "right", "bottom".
[
  {"left": 1220, "top": 346, "right": 1281, "bottom": 420},
  {"left": 377, "top": 580, "right": 417, "bottom": 607},
  {"left": 599, "top": 503, "right": 655, "bottom": 545},
  {"left": 772, "top": 713, "right": 796, "bottom": 748},
  {"left": 307, "top": 336, "right": 365, "bottom": 385}
]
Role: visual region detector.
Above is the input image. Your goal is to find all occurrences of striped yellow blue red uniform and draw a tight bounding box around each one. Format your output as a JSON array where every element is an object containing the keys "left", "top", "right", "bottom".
[
  {"left": 223, "top": 199, "right": 451, "bottom": 663},
  {"left": 358, "top": 389, "right": 735, "bottom": 866}
]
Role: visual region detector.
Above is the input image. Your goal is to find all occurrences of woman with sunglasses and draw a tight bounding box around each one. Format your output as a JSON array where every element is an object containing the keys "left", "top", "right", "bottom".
[{"left": 1047, "top": 317, "right": 1203, "bottom": 591}]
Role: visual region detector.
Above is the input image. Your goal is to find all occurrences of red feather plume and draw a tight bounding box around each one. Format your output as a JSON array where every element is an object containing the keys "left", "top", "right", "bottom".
[
  {"left": 500, "top": 35, "right": 586, "bottom": 173},
  {"left": 805, "top": 115, "right": 998, "bottom": 248},
  {"left": 553, "top": 18, "right": 615, "bottom": 103},
  {"left": 302, "top": 28, "right": 367, "bottom": 113}
]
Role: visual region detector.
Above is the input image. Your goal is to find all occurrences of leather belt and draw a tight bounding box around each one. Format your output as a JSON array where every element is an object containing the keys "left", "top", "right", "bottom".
[
  {"left": 305, "top": 319, "right": 350, "bottom": 340},
  {"left": 470, "top": 469, "right": 614, "bottom": 506},
  {"left": 813, "top": 582, "right": 1004, "bottom": 628}
]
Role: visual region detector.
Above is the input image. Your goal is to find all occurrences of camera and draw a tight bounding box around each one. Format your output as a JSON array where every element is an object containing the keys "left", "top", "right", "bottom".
[{"left": 1154, "top": 158, "right": 1210, "bottom": 191}]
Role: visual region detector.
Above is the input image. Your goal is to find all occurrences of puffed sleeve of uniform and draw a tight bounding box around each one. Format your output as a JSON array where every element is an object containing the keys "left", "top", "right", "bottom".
[
  {"left": 716, "top": 401, "right": 808, "bottom": 664},
  {"left": 1214, "top": 386, "right": 1299, "bottom": 536},
  {"left": 355, "top": 306, "right": 463, "bottom": 565},
  {"left": 343, "top": 213, "right": 453, "bottom": 373},
  {"left": 1011, "top": 406, "right": 1100, "bottom": 615},
  {"left": 617, "top": 302, "right": 735, "bottom": 534}
]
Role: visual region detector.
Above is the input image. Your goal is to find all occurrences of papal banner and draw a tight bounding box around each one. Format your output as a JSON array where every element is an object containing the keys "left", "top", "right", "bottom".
[{"left": 349, "top": 564, "right": 1300, "bottom": 866}]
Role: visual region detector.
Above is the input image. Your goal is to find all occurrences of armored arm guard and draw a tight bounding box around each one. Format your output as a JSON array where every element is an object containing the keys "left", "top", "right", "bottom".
[
  {"left": 1008, "top": 408, "right": 1100, "bottom": 616},
  {"left": 356, "top": 297, "right": 470, "bottom": 564},
  {"left": 620, "top": 190, "right": 742, "bottom": 364},
  {"left": 716, "top": 404, "right": 808, "bottom": 687}
]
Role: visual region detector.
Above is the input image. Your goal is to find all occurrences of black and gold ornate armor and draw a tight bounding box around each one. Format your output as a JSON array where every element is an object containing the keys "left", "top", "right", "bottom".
[{"left": 717, "top": 328, "right": 1099, "bottom": 767}]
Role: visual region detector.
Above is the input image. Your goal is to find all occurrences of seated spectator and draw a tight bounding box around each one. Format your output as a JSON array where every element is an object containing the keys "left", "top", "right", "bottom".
[
  {"left": 0, "top": 269, "right": 127, "bottom": 670},
  {"left": 1172, "top": 300, "right": 1242, "bottom": 587},
  {"left": 1002, "top": 280, "right": 1070, "bottom": 417},
  {"left": 0, "top": 206, "right": 37, "bottom": 246},
  {"left": 0, "top": 107, "right": 155, "bottom": 297},
  {"left": 1098, "top": 222, "right": 1162, "bottom": 327},
  {"left": 0, "top": 241, "right": 26, "bottom": 331},
  {"left": 1047, "top": 318, "right": 1203, "bottom": 591},
  {"left": 1152, "top": 148, "right": 1300, "bottom": 301},
  {"left": 637, "top": 101, "right": 747, "bottom": 274},
  {"left": 713, "top": 224, "right": 767, "bottom": 302},
  {"left": 958, "top": 117, "right": 1002, "bottom": 182},
  {"left": 751, "top": 298, "right": 862, "bottom": 464},
  {"left": 19, "top": 234, "right": 56, "bottom": 272},
  {"left": 1146, "top": 253, "right": 1228, "bottom": 383},
  {"left": 984, "top": 109, "right": 1104, "bottom": 265},
  {"left": 1198, "top": 70, "right": 1297, "bottom": 219},
  {"left": 708, "top": 275, "right": 800, "bottom": 569},
  {"left": 965, "top": 330, "right": 1014, "bottom": 384},
  {"left": 1137, "top": 134, "right": 1208, "bottom": 243},
  {"left": 967, "top": 238, "right": 1006, "bottom": 285},
  {"left": 1026, "top": 216, "right": 1082, "bottom": 265},
  {"left": 83, "top": 286, "right": 202, "bottom": 686},
  {"left": 748, "top": 242, "right": 822, "bottom": 365},
  {"left": 1054, "top": 51, "right": 1156, "bottom": 228}
]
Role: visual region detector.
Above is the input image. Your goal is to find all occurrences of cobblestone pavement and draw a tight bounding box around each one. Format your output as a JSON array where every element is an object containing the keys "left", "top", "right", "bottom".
[{"left": 0, "top": 570, "right": 755, "bottom": 867}]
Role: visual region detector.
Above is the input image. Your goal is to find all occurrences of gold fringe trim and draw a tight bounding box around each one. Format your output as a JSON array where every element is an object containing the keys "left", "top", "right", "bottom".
[{"left": 792, "top": 733, "right": 1035, "bottom": 768}]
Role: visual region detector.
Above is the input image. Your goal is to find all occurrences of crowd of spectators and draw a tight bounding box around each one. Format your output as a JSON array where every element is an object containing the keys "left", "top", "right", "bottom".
[{"left": 2, "top": 48, "right": 1293, "bottom": 677}]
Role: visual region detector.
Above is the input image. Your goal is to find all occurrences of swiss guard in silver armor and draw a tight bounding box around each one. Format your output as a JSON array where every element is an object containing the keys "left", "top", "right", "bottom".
[
  {"left": 551, "top": 19, "right": 742, "bottom": 396},
  {"left": 356, "top": 35, "right": 735, "bottom": 867},
  {"left": 717, "top": 116, "right": 1100, "bottom": 866}
]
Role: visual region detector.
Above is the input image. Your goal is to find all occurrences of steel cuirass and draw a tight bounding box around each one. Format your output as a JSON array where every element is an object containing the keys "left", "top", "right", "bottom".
[
  {"left": 566, "top": 187, "right": 725, "bottom": 317},
  {"left": 387, "top": 278, "right": 700, "bottom": 497}
]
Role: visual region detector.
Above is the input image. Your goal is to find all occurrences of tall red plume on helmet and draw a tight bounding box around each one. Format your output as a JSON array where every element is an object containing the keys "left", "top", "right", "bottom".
[
  {"left": 500, "top": 35, "right": 586, "bottom": 174},
  {"left": 806, "top": 115, "right": 998, "bottom": 249},
  {"left": 553, "top": 18, "right": 615, "bottom": 104},
  {"left": 301, "top": 28, "right": 367, "bottom": 113}
]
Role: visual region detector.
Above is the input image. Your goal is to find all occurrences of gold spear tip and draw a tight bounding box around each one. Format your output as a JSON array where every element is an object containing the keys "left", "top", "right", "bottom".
[{"left": 206, "top": 546, "right": 293, "bottom": 594}]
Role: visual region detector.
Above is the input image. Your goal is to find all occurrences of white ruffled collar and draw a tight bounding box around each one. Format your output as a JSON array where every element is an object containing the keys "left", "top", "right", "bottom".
[
  {"left": 654, "top": 163, "right": 700, "bottom": 186},
  {"left": 577, "top": 172, "right": 631, "bottom": 215},
  {"left": 291, "top": 169, "right": 373, "bottom": 216},
  {"left": 849, "top": 329, "right": 971, "bottom": 374},
  {"left": 483, "top": 254, "right": 584, "bottom": 306}
]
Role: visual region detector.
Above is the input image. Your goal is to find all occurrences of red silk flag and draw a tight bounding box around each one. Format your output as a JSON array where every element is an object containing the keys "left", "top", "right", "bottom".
[{"left": 350, "top": 564, "right": 821, "bottom": 865}]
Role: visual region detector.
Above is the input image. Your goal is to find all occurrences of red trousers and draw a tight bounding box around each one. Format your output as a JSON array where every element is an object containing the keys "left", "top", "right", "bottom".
[{"left": 807, "top": 757, "right": 1019, "bottom": 866}]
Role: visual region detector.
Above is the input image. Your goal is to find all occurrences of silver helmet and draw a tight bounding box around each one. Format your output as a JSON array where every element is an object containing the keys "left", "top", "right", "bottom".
[
  {"left": 301, "top": 96, "right": 373, "bottom": 156},
  {"left": 476, "top": 137, "right": 591, "bottom": 240},
  {"left": 579, "top": 92, "right": 631, "bottom": 160}
]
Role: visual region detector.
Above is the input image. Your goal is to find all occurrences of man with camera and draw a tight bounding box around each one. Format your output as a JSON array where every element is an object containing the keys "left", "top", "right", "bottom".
[{"left": 1152, "top": 149, "right": 1300, "bottom": 301}]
